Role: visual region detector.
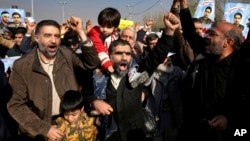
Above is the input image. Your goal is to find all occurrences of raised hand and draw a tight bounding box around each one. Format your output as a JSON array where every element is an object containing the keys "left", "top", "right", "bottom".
[
  {"left": 144, "top": 19, "right": 154, "bottom": 30},
  {"left": 66, "top": 16, "right": 90, "bottom": 45},
  {"left": 26, "top": 21, "right": 37, "bottom": 35},
  {"left": 134, "top": 22, "right": 141, "bottom": 32},
  {"left": 60, "top": 22, "right": 69, "bottom": 36},
  {"left": 163, "top": 12, "right": 180, "bottom": 35},
  {"left": 86, "top": 19, "right": 93, "bottom": 33},
  {"left": 66, "top": 16, "right": 83, "bottom": 34}
]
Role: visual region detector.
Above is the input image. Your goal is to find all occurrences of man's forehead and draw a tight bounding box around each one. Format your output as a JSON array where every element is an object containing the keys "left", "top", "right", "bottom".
[
  {"left": 122, "top": 29, "right": 134, "bottom": 34},
  {"left": 208, "top": 28, "right": 221, "bottom": 34},
  {"left": 113, "top": 45, "right": 131, "bottom": 51},
  {"left": 39, "top": 26, "right": 60, "bottom": 32},
  {"left": 211, "top": 22, "right": 231, "bottom": 33}
]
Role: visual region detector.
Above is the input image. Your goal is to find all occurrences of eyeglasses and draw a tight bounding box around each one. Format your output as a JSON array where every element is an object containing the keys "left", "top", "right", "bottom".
[{"left": 206, "top": 30, "right": 225, "bottom": 38}]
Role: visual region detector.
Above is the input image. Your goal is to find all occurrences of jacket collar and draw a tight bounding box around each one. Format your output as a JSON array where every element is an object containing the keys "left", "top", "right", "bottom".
[{"left": 32, "top": 47, "right": 67, "bottom": 74}]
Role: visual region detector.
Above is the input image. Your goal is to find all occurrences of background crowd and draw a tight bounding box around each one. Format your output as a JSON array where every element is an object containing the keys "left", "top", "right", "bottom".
[{"left": 0, "top": 0, "right": 250, "bottom": 141}]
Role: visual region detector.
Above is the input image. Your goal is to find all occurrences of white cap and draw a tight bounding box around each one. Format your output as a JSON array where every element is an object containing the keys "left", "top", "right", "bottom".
[{"left": 167, "top": 52, "right": 176, "bottom": 57}]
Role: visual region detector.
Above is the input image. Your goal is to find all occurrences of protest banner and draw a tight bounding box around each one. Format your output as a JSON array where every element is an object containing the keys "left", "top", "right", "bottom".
[{"left": 118, "top": 19, "right": 134, "bottom": 30}]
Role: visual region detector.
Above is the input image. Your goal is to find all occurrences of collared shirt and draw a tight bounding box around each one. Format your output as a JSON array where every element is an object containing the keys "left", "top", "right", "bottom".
[
  {"left": 111, "top": 74, "right": 122, "bottom": 90},
  {"left": 37, "top": 49, "right": 60, "bottom": 115}
]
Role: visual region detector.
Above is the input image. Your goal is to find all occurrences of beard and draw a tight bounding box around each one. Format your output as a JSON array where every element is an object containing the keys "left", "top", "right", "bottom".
[
  {"left": 38, "top": 45, "right": 57, "bottom": 59},
  {"left": 157, "top": 63, "right": 174, "bottom": 73},
  {"left": 113, "top": 60, "right": 130, "bottom": 77}
]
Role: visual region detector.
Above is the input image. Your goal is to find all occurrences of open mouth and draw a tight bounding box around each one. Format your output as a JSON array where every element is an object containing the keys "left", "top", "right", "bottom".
[
  {"left": 119, "top": 62, "right": 128, "bottom": 71},
  {"left": 48, "top": 45, "right": 57, "bottom": 52}
]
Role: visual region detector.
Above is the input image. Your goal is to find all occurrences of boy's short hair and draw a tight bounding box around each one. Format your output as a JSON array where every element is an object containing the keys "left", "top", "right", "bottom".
[
  {"left": 98, "top": 7, "right": 121, "bottom": 28},
  {"left": 60, "top": 90, "right": 84, "bottom": 114}
]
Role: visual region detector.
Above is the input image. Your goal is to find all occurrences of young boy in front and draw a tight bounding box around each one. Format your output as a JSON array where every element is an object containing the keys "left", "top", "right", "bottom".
[{"left": 54, "top": 90, "right": 98, "bottom": 141}]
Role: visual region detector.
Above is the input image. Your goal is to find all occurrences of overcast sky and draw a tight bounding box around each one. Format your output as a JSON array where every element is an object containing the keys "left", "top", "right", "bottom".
[{"left": 0, "top": 0, "right": 172, "bottom": 25}]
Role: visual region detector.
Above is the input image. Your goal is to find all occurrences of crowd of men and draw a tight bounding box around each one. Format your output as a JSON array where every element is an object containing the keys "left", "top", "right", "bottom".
[{"left": 1, "top": 0, "right": 250, "bottom": 141}]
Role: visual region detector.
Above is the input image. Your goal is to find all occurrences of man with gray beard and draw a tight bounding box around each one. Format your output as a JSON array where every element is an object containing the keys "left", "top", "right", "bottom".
[
  {"left": 90, "top": 12, "right": 180, "bottom": 141},
  {"left": 143, "top": 52, "right": 186, "bottom": 141},
  {"left": 7, "top": 16, "right": 99, "bottom": 141}
]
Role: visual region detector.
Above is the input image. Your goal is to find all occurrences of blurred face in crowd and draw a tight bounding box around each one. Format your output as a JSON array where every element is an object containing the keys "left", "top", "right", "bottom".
[
  {"left": 194, "top": 22, "right": 203, "bottom": 36},
  {"left": 35, "top": 25, "right": 61, "bottom": 60},
  {"left": 67, "top": 43, "right": 79, "bottom": 53},
  {"left": 14, "top": 33, "right": 24, "bottom": 46},
  {"left": 24, "top": 17, "right": 35, "bottom": 27},
  {"left": 148, "top": 38, "right": 158, "bottom": 50},
  {"left": 24, "top": 17, "right": 29, "bottom": 26},
  {"left": 132, "top": 41, "right": 144, "bottom": 58},
  {"left": 110, "top": 43, "right": 132, "bottom": 77},
  {"left": 120, "top": 28, "right": 136, "bottom": 47},
  {"left": 99, "top": 25, "right": 115, "bottom": 36},
  {"left": 64, "top": 108, "right": 83, "bottom": 125},
  {"left": 157, "top": 56, "right": 174, "bottom": 73}
]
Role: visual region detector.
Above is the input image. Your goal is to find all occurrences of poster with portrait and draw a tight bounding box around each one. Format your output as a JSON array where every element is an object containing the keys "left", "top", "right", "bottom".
[
  {"left": 193, "top": 0, "right": 215, "bottom": 31},
  {"left": 224, "top": 3, "right": 250, "bottom": 39},
  {"left": 0, "top": 8, "right": 26, "bottom": 23}
]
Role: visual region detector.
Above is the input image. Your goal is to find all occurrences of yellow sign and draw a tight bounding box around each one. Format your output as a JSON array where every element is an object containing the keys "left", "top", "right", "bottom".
[{"left": 118, "top": 19, "right": 134, "bottom": 29}]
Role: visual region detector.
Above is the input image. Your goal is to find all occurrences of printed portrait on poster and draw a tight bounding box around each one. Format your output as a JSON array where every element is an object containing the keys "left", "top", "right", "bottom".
[
  {"left": 0, "top": 8, "right": 26, "bottom": 35},
  {"left": 0, "top": 8, "right": 26, "bottom": 22},
  {"left": 224, "top": 3, "right": 250, "bottom": 39},
  {"left": 193, "top": 0, "right": 215, "bottom": 32}
]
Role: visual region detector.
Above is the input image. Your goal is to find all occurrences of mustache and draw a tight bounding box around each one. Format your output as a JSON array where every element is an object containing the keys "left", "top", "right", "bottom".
[
  {"left": 113, "top": 60, "right": 129, "bottom": 70},
  {"left": 119, "top": 60, "right": 129, "bottom": 65}
]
